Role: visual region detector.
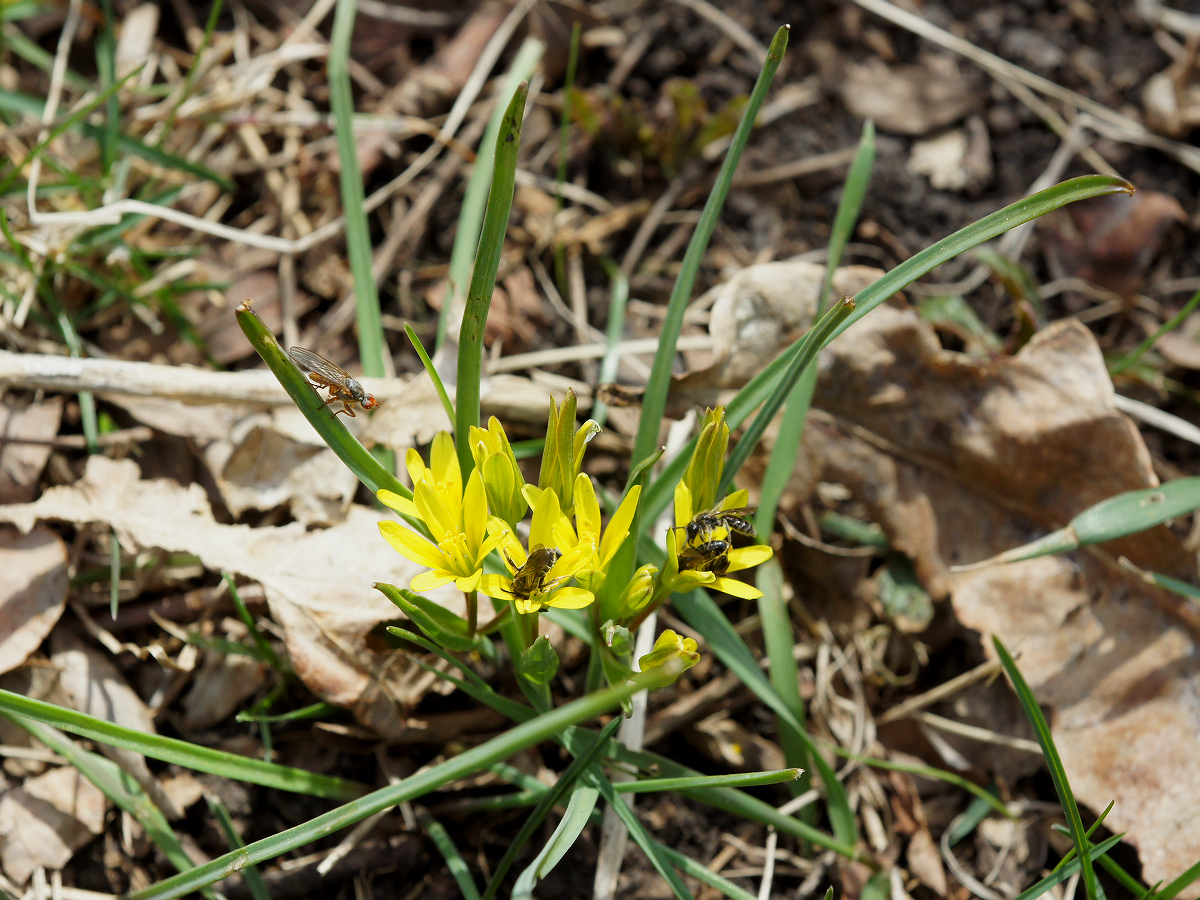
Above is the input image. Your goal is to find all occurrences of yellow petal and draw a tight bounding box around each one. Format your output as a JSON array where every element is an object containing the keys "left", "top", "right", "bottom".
[
  {"left": 405, "top": 448, "right": 427, "bottom": 487},
  {"left": 379, "top": 521, "right": 444, "bottom": 568},
  {"left": 548, "top": 543, "right": 592, "bottom": 581},
  {"left": 599, "top": 484, "right": 640, "bottom": 563},
  {"left": 462, "top": 469, "right": 489, "bottom": 550},
  {"left": 546, "top": 586, "right": 594, "bottom": 609},
  {"left": 674, "top": 480, "right": 694, "bottom": 528},
  {"left": 710, "top": 576, "right": 762, "bottom": 600},
  {"left": 721, "top": 489, "right": 751, "bottom": 510},
  {"left": 414, "top": 480, "right": 455, "bottom": 542},
  {"left": 478, "top": 574, "right": 513, "bottom": 600},
  {"left": 430, "top": 431, "right": 458, "bottom": 484},
  {"left": 529, "top": 488, "right": 564, "bottom": 549},
  {"left": 727, "top": 544, "right": 773, "bottom": 571},
  {"left": 573, "top": 473, "right": 601, "bottom": 536},
  {"left": 412, "top": 569, "right": 456, "bottom": 592},
  {"left": 454, "top": 570, "right": 482, "bottom": 592}
]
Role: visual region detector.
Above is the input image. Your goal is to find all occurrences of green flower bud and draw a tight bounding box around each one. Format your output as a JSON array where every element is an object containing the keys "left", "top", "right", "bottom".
[
  {"left": 638, "top": 629, "right": 700, "bottom": 677},
  {"left": 682, "top": 407, "right": 729, "bottom": 515},
  {"left": 469, "top": 417, "right": 527, "bottom": 529},
  {"left": 539, "top": 390, "right": 600, "bottom": 518},
  {"left": 520, "top": 636, "right": 560, "bottom": 685},
  {"left": 614, "top": 564, "right": 657, "bottom": 621},
  {"left": 602, "top": 620, "right": 632, "bottom": 656}
]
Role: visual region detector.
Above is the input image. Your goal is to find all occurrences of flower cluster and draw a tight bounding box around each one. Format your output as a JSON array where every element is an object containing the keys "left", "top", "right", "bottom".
[{"left": 375, "top": 400, "right": 772, "bottom": 691}]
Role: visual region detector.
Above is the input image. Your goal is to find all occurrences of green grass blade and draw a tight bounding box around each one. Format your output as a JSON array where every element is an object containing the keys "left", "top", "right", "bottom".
[
  {"left": 405, "top": 322, "right": 455, "bottom": 428},
  {"left": 455, "top": 82, "right": 528, "bottom": 475},
  {"left": 417, "top": 807, "right": 482, "bottom": 900},
  {"left": 207, "top": 794, "right": 271, "bottom": 900},
  {"left": 126, "top": 663, "right": 684, "bottom": 900},
  {"left": 329, "top": 0, "right": 385, "bottom": 377},
  {"left": 672, "top": 587, "right": 858, "bottom": 846},
  {"left": 962, "top": 476, "right": 1200, "bottom": 569},
  {"left": 1110, "top": 284, "right": 1200, "bottom": 376},
  {"left": 236, "top": 299, "right": 413, "bottom": 503},
  {"left": 592, "top": 260, "right": 630, "bottom": 429},
  {"left": 485, "top": 717, "right": 620, "bottom": 900},
  {"left": 614, "top": 768, "right": 801, "bottom": 793},
  {"left": 641, "top": 174, "right": 1134, "bottom": 528},
  {"left": 994, "top": 637, "right": 1099, "bottom": 900},
  {"left": 629, "top": 25, "right": 789, "bottom": 483},
  {"left": 0, "top": 688, "right": 365, "bottom": 799},
  {"left": 1012, "top": 835, "right": 1124, "bottom": 900},
  {"left": 511, "top": 784, "right": 602, "bottom": 900},
  {"left": 651, "top": 843, "right": 757, "bottom": 900},
  {"left": 819, "top": 119, "right": 875, "bottom": 311},
  {"left": 8, "top": 716, "right": 207, "bottom": 893},
  {"left": 1158, "top": 857, "right": 1200, "bottom": 900},
  {"left": 441, "top": 38, "right": 543, "bottom": 350}
]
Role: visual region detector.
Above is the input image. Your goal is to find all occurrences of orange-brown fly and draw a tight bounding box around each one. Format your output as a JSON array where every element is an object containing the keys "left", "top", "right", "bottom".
[{"left": 288, "top": 347, "right": 378, "bottom": 417}]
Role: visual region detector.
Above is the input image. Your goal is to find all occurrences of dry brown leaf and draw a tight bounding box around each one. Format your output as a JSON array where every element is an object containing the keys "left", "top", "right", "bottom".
[
  {"left": 49, "top": 629, "right": 181, "bottom": 819},
  {"left": 1042, "top": 191, "right": 1187, "bottom": 299},
  {"left": 0, "top": 395, "right": 63, "bottom": 504},
  {"left": 0, "top": 456, "right": 453, "bottom": 739},
  {"left": 688, "top": 259, "right": 888, "bottom": 391},
  {"left": 785, "top": 308, "right": 1200, "bottom": 892},
  {"left": 0, "top": 765, "right": 107, "bottom": 885},
  {"left": 0, "top": 525, "right": 68, "bottom": 677},
  {"left": 810, "top": 43, "right": 979, "bottom": 135},
  {"left": 182, "top": 648, "right": 267, "bottom": 732}
]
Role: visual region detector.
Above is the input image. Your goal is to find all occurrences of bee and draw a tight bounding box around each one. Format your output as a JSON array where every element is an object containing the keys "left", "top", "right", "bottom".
[
  {"left": 677, "top": 538, "right": 732, "bottom": 577},
  {"left": 288, "top": 346, "right": 379, "bottom": 417},
  {"left": 504, "top": 546, "right": 564, "bottom": 603},
  {"left": 685, "top": 506, "right": 758, "bottom": 544}
]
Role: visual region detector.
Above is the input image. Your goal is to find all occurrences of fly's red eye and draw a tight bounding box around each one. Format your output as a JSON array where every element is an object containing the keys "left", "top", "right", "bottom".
[{"left": 362, "top": 395, "right": 378, "bottom": 410}]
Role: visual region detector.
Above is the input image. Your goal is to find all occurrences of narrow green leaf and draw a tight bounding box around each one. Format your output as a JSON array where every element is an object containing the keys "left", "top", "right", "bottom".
[
  {"left": 127, "top": 663, "right": 683, "bottom": 900},
  {"left": 441, "top": 39, "right": 544, "bottom": 350},
  {"left": 328, "top": 0, "right": 385, "bottom": 377},
  {"left": 651, "top": 844, "right": 757, "bottom": 900},
  {"left": 236, "top": 300, "right": 414, "bottom": 504},
  {"left": 995, "top": 638, "right": 1099, "bottom": 900},
  {"left": 614, "top": 768, "right": 801, "bottom": 793},
  {"left": 487, "top": 718, "right": 619, "bottom": 900},
  {"left": 630, "top": 25, "right": 790, "bottom": 482},
  {"left": 8, "top": 716, "right": 206, "bottom": 893},
  {"left": 819, "top": 119, "right": 875, "bottom": 311},
  {"left": 1110, "top": 284, "right": 1200, "bottom": 376},
  {"left": 405, "top": 322, "right": 455, "bottom": 428},
  {"left": 455, "top": 83, "right": 528, "bottom": 476},
  {"left": 207, "top": 795, "right": 270, "bottom": 900},
  {"left": 1012, "top": 835, "right": 1124, "bottom": 900},
  {"left": 0, "top": 689, "right": 365, "bottom": 800},
  {"left": 416, "top": 807, "right": 482, "bottom": 900},
  {"left": 959, "top": 477, "right": 1200, "bottom": 569}
]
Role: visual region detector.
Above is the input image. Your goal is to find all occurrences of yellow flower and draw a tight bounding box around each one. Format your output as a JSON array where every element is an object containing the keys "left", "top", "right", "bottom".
[
  {"left": 529, "top": 474, "right": 641, "bottom": 593},
  {"left": 469, "top": 417, "right": 528, "bottom": 529},
  {"left": 478, "top": 488, "right": 594, "bottom": 615},
  {"left": 662, "top": 517, "right": 773, "bottom": 600},
  {"left": 638, "top": 629, "right": 699, "bottom": 672},
  {"left": 377, "top": 432, "right": 503, "bottom": 593}
]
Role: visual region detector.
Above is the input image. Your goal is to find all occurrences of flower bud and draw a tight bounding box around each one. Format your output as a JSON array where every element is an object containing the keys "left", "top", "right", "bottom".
[
  {"left": 638, "top": 629, "right": 700, "bottom": 677},
  {"left": 602, "top": 621, "right": 633, "bottom": 657},
  {"left": 614, "top": 564, "right": 657, "bottom": 621},
  {"left": 520, "top": 636, "right": 560, "bottom": 685},
  {"left": 469, "top": 417, "right": 527, "bottom": 529}
]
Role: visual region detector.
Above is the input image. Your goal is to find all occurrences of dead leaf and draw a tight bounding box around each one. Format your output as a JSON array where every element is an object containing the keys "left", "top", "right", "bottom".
[
  {"left": 0, "top": 456, "right": 458, "bottom": 739},
  {"left": 0, "top": 394, "right": 63, "bottom": 504},
  {"left": 49, "top": 629, "right": 181, "bottom": 819},
  {"left": 182, "top": 648, "right": 267, "bottom": 732},
  {"left": 1042, "top": 192, "right": 1187, "bottom": 299},
  {"left": 907, "top": 117, "right": 992, "bottom": 193},
  {"left": 685, "top": 259, "right": 888, "bottom": 392},
  {"left": 811, "top": 43, "right": 979, "bottom": 135},
  {"left": 783, "top": 308, "right": 1200, "bottom": 892},
  {"left": 0, "top": 525, "right": 68, "bottom": 676},
  {"left": 0, "top": 765, "right": 107, "bottom": 885}
]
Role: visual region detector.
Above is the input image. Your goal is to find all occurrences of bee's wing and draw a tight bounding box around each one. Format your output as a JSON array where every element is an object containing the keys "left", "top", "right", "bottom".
[{"left": 289, "top": 347, "right": 351, "bottom": 383}]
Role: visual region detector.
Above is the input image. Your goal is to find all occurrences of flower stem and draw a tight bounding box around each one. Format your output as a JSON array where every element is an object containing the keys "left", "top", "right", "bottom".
[{"left": 465, "top": 590, "right": 478, "bottom": 637}]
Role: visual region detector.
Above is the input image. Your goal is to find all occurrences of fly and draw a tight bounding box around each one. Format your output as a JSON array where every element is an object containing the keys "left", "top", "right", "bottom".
[
  {"left": 677, "top": 538, "right": 732, "bottom": 577},
  {"left": 288, "top": 347, "right": 378, "bottom": 417},
  {"left": 504, "top": 546, "right": 563, "bottom": 603},
  {"left": 685, "top": 506, "right": 758, "bottom": 544}
]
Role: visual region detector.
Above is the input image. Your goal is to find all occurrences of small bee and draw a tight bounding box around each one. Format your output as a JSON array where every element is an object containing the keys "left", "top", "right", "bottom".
[
  {"left": 504, "top": 546, "right": 564, "bottom": 603},
  {"left": 686, "top": 506, "right": 758, "bottom": 544},
  {"left": 677, "top": 538, "right": 732, "bottom": 577},
  {"left": 289, "top": 346, "right": 379, "bottom": 417}
]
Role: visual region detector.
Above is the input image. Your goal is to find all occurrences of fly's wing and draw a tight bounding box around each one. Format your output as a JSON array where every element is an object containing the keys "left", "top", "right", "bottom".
[{"left": 288, "top": 347, "right": 350, "bottom": 384}]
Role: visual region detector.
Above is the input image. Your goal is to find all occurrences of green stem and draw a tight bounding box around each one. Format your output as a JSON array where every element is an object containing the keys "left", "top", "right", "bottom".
[
  {"left": 465, "top": 590, "right": 478, "bottom": 637},
  {"left": 455, "top": 84, "right": 528, "bottom": 477}
]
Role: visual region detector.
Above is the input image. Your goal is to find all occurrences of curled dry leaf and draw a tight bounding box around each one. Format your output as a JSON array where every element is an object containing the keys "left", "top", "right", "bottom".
[
  {"left": 782, "top": 307, "right": 1200, "bottom": 892},
  {"left": 182, "top": 647, "right": 267, "bottom": 732},
  {"left": 0, "top": 765, "right": 107, "bottom": 885},
  {"left": 0, "top": 456, "right": 454, "bottom": 740},
  {"left": 0, "top": 525, "right": 68, "bottom": 676}
]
